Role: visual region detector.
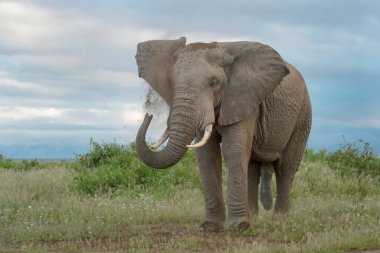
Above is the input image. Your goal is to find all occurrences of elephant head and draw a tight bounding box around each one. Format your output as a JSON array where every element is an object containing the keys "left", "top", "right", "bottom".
[{"left": 135, "top": 37, "right": 289, "bottom": 169}]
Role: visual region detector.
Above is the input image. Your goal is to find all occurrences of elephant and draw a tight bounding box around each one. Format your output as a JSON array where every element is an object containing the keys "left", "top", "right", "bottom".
[{"left": 135, "top": 37, "right": 312, "bottom": 231}]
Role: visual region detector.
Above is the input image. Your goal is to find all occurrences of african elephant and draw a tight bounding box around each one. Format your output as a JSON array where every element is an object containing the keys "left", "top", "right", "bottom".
[{"left": 135, "top": 37, "right": 312, "bottom": 231}]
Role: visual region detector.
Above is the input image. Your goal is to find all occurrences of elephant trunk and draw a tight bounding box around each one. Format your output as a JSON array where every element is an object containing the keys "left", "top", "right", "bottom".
[{"left": 136, "top": 93, "right": 198, "bottom": 169}]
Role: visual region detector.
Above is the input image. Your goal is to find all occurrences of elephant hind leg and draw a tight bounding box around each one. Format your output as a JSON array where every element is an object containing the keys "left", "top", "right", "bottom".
[
  {"left": 248, "top": 161, "right": 275, "bottom": 215},
  {"left": 274, "top": 133, "right": 308, "bottom": 213},
  {"left": 248, "top": 160, "right": 260, "bottom": 216},
  {"left": 274, "top": 104, "right": 311, "bottom": 213}
]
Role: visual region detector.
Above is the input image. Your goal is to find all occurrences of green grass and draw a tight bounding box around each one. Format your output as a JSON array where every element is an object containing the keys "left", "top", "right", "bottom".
[{"left": 1, "top": 141, "right": 380, "bottom": 252}]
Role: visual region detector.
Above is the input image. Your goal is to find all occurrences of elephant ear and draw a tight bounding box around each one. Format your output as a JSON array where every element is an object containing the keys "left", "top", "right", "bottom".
[
  {"left": 217, "top": 42, "right": 290, "bottom": 125},
  {"left": 135, "top": 37, "right": 186, "bottom": 106}
]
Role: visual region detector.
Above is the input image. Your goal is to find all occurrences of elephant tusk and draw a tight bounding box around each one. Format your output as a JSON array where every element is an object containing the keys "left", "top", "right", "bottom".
[
  {"left": 150, "top": 128, "right": 169, "bottom": 149},
  {"left": 187, "top": 124, "right": 213, "bottom": 148}
]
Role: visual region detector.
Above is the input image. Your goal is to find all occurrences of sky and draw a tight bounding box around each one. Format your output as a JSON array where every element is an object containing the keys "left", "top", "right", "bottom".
[{"left": 0, "top": 0, "right": 379, "bottom": 159}]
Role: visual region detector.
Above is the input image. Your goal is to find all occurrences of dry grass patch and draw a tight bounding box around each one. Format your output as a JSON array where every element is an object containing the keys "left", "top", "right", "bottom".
[{"left": 1, "top": 159, "right": 380, "bottom": 252}]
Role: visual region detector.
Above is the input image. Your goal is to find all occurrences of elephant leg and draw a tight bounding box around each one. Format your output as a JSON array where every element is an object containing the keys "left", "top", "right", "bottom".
[
  {"left": 196, "top": 131, "right": 225, "bottom": 232},
  {"left": 274, "top": 105, "right": 311, "bottom": 213},
  {"left": 248, "top": 160, "right": 260, "bottom": 216},
  {"left": 221, "top": 114, "right": 256, "bottom": 229},
  {"left": 274, "top": 142, "right": 302, "bottom": 213}
]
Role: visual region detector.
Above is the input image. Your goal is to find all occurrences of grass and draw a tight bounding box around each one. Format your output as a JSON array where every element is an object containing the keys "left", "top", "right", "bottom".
[{"left": 0, "top": 141, "right": 380, "bottom": 252}]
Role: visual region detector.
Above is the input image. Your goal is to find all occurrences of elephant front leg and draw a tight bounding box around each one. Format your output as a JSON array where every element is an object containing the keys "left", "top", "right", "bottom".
[
  {"left": 221, "top": 115, "right": 256, "bottom": 229},
  {"left": 196, "top": 132, "right": 225, "bottom": 232}
]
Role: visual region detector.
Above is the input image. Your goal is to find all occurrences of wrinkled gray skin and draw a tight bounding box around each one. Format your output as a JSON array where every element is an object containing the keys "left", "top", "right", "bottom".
[{"left": 135, "top": 37, "right": 312, "bottom": 231}]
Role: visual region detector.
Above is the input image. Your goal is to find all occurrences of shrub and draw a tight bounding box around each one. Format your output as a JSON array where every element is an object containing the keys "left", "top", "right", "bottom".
[
  {"left": 304, "top": 140, "right": 380, "bottom": 180},
  {"left": 304, "top": 147, "right": 329, "bottom": 163},
  {"left": 73, "top": 139, "right": 380, "bottom": 196},
  {"left": 72, "top": 141, "right": 200, "bottom": 197},
  {"left": 327, "top": 139, "right": 380, "bottom": 178},
  {"left": 0, "top": 155, "right": 42, "bottom": 171}
]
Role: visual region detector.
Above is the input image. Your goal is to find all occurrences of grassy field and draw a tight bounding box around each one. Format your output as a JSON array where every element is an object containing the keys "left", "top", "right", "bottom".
[{"left": 1, "top": 142, "right": 380, "bottom": 252}]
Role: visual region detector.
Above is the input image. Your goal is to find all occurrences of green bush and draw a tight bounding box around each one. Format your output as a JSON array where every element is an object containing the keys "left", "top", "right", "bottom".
[
  {"left": 73, "top": 139, "right": 380, "bottom": 197},
  {"left": 304, "top": 147, "right": 329, "bottom": 163},
  {"left": 328, "top": 140, "right": 380, "bottom": 178},
  {"left": 0, "top": 155, "right": 42, "bottom": 171},
  {"left": 72, "top": 141, "right": 200, "bottom": 197},
  {"left": 304, "top": 140, "right": 380, "bottom": 180}
]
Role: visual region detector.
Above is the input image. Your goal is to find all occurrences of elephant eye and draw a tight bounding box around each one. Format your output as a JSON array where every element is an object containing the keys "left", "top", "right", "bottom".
[{"left": 209, "top": 78, "right": 218, "bottom": 87}]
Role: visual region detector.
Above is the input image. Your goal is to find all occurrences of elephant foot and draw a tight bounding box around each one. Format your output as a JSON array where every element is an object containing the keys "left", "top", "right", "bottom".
[
  {"left": 274, "top": 200, "right": 291, "bottom": 214},
  {"left": 274, "top": 207, "right": 290, "bottom": 214},
  {"left": 229, "top": 219, "right": 251, "bottom": 231},
  {"left": 200, "top": 221, "right": 224, "bottom": 233}
]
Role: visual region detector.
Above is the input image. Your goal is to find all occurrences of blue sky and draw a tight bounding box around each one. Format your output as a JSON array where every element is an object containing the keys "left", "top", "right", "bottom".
[{"left": 0, "top": 0, "right": 379, "bottom": 159}]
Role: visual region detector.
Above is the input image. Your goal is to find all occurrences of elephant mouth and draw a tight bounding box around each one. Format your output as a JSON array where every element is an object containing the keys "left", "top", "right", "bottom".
[
  {"left": 150, "top": 123, "right": 213, "bottom": 150},
  {"left": 187, "top": 123, "right": 213, "bottom": 148}
]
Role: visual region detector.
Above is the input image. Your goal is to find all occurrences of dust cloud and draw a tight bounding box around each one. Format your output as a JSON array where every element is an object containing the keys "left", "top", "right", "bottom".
[{"left": 143, "top": 88, "right": 169, "bottom": 127}]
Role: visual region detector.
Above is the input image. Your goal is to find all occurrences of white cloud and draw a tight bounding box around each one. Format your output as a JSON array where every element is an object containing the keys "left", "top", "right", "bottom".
[
  {"left": 0, "top": 1, "right": 100, "bottom": 51},
  {"left": 76, "top": 69, "right": 141, "bottom": 87},
  {"left": 105, "top": 26, "right": 168, "bottom": 50},
  {"left": 0, "top": 104, "right": 144, "bottom": 127},
  {"left": 185, "top": 31, "right": 251, "bottom": 44},
  {"left": 0, "top": 74, "right": 37, "bottom": 90},
  {"left": 0, "top": 1, "right": 56, "bottom": 51},
  {"left": 0, "top": 72, "right": 68, "bottom": 96},
  {"left": 0, "top": 106, "right": 63, "bottom": 121},
  {"left": 12, "top": 53, "right": 83, "bottom": 71},
  {"left": 0, "top": 1, "right": 168, "bottom": 54}
]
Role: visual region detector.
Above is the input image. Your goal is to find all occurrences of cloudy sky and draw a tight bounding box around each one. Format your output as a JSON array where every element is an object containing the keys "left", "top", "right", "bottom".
[{"left": 0, "top": 0, "right": 379, "bottom": 159}]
